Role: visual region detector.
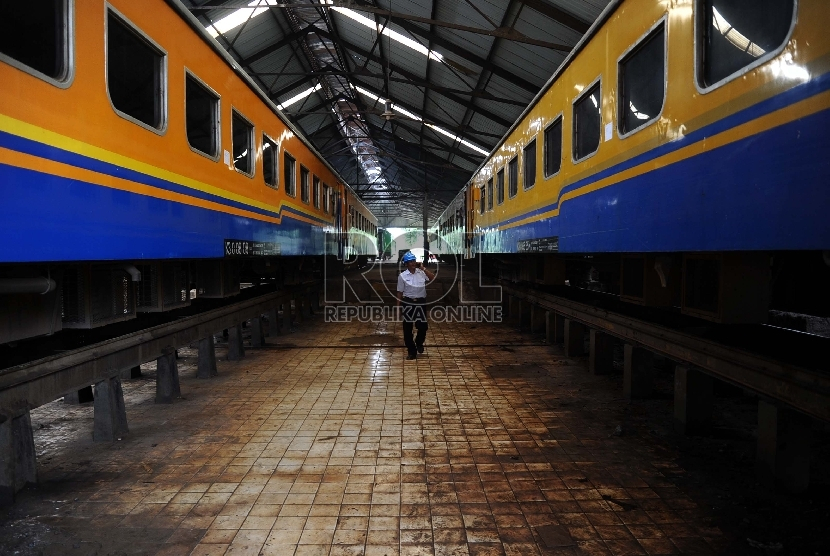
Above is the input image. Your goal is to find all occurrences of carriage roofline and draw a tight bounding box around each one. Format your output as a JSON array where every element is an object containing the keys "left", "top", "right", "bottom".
[{"left": 466, "top": 0, "right": 622, "bottom": 185}]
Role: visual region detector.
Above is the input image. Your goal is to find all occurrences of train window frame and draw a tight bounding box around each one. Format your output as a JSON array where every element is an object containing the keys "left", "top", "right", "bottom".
[
  {"left": 284, "top": 151, "right": 296, "bottom": 197},
  {"left": 262, "top": 133, "right": 278, "bottom": 189},
  {"left": 543, "top": 114, "right": 563, "bottom": 180},
  {"left": 0, "top": 0, "right": 75, "bottom": 88},
  {"left": 694, "top": 0, "right": 796, "bottom": 94},
  {"left": 479, "top": 185, "right": 485, "bottom": 215},
  {"left": 523, "top": 137, "right": 537, "bottom": 190},
  {"left": 300, "top": 166, "right": 310, "bottom": 204},
  {"left": 496, "top": 168, "right": 505, "bottom": 205},
  {"left": 571, "top": 77, "right": 602, "bottom": 164},
  {"left": 617, "top": 18, "right": 667, "bottom": 139},
  {"left": 487, "top": 177, "right": 494, "bottom": 211},
  {"left": 105, "top": 6, "right": 168, "bottom": 135},
  {"left": 507, "top": 157, "right": 518, "bottom": 199},
  {"left": 184, "top": 69, "right": 220, "bottom": 161},
  {"left": 322, "top": 184, "right": 330, "bottom": 213},
  {"left": 231, "top": 108, "right": 254, "bottom": 178},
  {"left": 313, "top": 175, "right": 321, "bottom": 209}
]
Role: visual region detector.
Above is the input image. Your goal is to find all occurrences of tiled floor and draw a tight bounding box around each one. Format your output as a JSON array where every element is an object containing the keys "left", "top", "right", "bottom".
[{"left": 1, "top": 312, "right": 728, "bottom": 555}]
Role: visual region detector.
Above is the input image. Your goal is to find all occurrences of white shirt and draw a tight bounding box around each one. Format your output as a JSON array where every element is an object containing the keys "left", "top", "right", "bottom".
[{"left": 397, "top": 268, "right": 429, "bottom": 299}]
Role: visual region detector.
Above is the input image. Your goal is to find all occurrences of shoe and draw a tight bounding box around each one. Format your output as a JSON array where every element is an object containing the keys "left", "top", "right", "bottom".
[
  {"left": 406, "top": 353, "right": 417, "bottom": 360},
  {"left": 417, "top": 345, "right": 424, "bottom": 354}
]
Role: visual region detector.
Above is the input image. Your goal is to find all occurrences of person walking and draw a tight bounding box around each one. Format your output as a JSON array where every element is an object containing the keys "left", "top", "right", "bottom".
[{"left": 396, "top": 251, "right": 435, "bottom": 360}]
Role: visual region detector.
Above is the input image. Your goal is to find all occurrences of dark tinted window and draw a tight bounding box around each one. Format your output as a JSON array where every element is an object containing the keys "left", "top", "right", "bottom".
[
  {"left": 523, "top": 140, "right": 537, "bottom": 189},
  {"left": 573, "top": 82, "right": 601, "bottom": 161},
  {"left": 313, "top": 176, "right": 320, "bottom": 208},
  {"left": 263, "top": 135, "right": 277, "bottom": 188},
  {"left": 0, "top": 0, "right": 67, "bottom": 80},
  {"left": 544, "top": 118, "right": 562, "bottom": 177},
  {"left": 186, "top": 74, "right": 218, "bottom": 156},
  {"left": 232, "top": 111, "right": 252, "bottom": 174},
  {"left": 486, "top": 179, "right": 494, "bottom": 211},
  {"left": 107, "top": 11, "right": 164, "bottom": 129},
  {"left": 496, "top": 170, "right": 505, "bottom": 204},
  {"left": 284, "top": 152, "right": 296, "bottom": 196},
  {"left": 479, "top": 186, "right": 485, "bottom": 214},
  {"left": 698, "top": 0, "right": 794, "bottom": 87},
  {"left": 323, "top": 184, "right": 330, "bottom": 213},
  {"left": 301, "top": 167, "right": 310, "bottom": 203},
  {"left": 508, "top": 158, "right": 518, "bottom": 198},
  {"left": 619, "top": 25, "right": 665, "bottom": 134}
]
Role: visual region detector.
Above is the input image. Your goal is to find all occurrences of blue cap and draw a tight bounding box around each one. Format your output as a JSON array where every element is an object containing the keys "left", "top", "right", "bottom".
[{"left": 402, "top": 252, "right": 416, "bottom": 262}]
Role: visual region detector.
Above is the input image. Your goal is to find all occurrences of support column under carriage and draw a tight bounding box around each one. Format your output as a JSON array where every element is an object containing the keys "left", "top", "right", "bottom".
[{"left": 93, "top": 376, "right": 129, "bottom": 441}]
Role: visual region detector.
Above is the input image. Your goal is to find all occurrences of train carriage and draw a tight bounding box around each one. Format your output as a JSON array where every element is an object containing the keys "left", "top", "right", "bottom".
[
  {"left": 467, "top": 0, "right": 830, "bottom": 322},
  {"left": 0, "top": 0, "right": 377, "bottom": 345}
]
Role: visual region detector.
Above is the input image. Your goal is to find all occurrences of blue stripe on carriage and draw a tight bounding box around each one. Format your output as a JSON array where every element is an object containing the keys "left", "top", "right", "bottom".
[
  {"left": 0, "top": 129, "right": 330, "bottom": 227},
  {"left": 0, "top": 163, "right": 327, "bottom": 261},
  {"left": 477, "top": 106, "right": 830, "bottom": 253},
  {"left": 496, "top": 70, "right": 830, "bottom": 228}
]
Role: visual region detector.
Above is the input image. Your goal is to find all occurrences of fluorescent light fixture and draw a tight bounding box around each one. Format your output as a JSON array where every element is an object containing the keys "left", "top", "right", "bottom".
[
  {"left": 206, "top": 0, "right": 277, "bottom": 38},
  {"left": 332, "top": 7, "right": 443, "bottom": 62},
  {"left": 426, "top": 124, "right": 489, "bottom": 155},
  {"left": 355, "top": 86, "right": 487, "bottom": 155},
  {"left": 278, "top": 83, "right": 322, "bottom": 110}
]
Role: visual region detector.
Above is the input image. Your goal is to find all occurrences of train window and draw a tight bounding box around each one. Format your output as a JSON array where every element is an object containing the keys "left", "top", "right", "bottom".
[
  {"left": 573, "top": 81, "right": 601, "bottom": 161},
  {"left": 696, "top": 0, "right": 795, "bottom": 90},
  {"left": 231, "top": 110, "right": 253, "bottom": 176},
  {"left": 262, "top": 134, "right": 278, "bottom": 188},
  {"left": 0, "top": 0, "right": 72, "bottom": 85},
  {"left": 313, "top": 176, "right": 320, "bottom": 209},
  {"left": 284, "top": 152, "right": 296, "bottom": 196},
  {"left": 323, "top": 184, "right": 330, "bottom": 213},
  {"left": 508, "top": 158, "right": 518, "bottom": 199},
  {"left": 544, "top": 117, "right": 562, "bottom": 177},
  {"left": 619, "top": 22, "right": 665, "bottom": 136},
  {"left": 487, "top": 178, "right": 494, "bottom": 211},
  {"left": 497, "top": 169, "right": 505, "bottom": 205},
  {"left": 523, "top": 139, "right": 537, "bottom": 189},
  {"left": 107, "top": 9, "right": 166, "bottom": 132},
  {"left": 479, "top": 186, "right": 485, "bottom": 214},
  {"left": 300, "top": 167, "right": 310, "bottom": 203},
  {"left": 185, "top": 73, "right": 219, "bottom": 159}
]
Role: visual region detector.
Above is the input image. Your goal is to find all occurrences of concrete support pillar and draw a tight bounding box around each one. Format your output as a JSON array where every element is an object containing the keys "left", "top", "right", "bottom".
[
  {"left": 121, "top": 366, "right": 142, "bottom": 380},
  {"left": 673, "top": 366, "right": 713, "bottom": 434},
  {"left": 250, "top": 317, "right": 265, "bottom": 348},
  {"left": 282, "top": 302, "right": 292, "bottom": 331},
  {"left": 507, "top": 295, "right": 521, "bottom": 326},
  {"left": 228, "top": 323, "right": 245, "bottom": 361},
  {"left": 554, "top": 313, "right": 565, "bottom": 343},
  {"left": 624, "top": 344, "right": 653, "bottom": 400},
  {"left": 530, "top": 305, "right": 545, "bottom": 333},
  {"left": 63, "top": 385, "right": 94, "bottom": 404},
  {"left": 589, "top": 330, "right": 615, "bottom": 375},
  {"left": 93, "top": 376, "right": 129, "bottom": 441},
  {"left": 294, "top": 296, "right": 304, "bottom": 324},
  {"left": 564, "top": 319, "right": 586, "bottom": 357},
  {"left": 519, "top": 300, "right": 532, "bottom": 330},
  {"left": 197, "top": 336, "right": 218, "bottom": 378},
  {"left": 757, "top": 400, "right": 811, "bottom": 492},
  {"left": 155, "top": 348, "right": 181, "bottom": 404},
  {"left": 545, "top": 311, "right": 555, "bottom": 344},
  {"left": 266, "top": 308, "right": 279, "bottom": 336},
  {"left": 0, "top": 409, "right": 38, "bottom": 504}
]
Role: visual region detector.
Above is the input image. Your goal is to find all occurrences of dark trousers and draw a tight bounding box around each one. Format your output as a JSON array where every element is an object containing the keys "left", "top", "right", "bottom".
[{"left": 402, "top": 298, "right": 428, "bottom": 355}]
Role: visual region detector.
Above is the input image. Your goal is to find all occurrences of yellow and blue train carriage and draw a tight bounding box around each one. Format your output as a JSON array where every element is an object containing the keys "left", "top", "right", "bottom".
[
  {"left": 471, "top": 0, "right": 830, "bottom": 256},
  {"left": 0, "top": 0, "right": 372, "bottom": 263}
]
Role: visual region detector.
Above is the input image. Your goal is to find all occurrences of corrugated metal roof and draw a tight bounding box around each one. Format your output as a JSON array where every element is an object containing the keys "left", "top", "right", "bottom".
[{"left": 182, "top": 0, "right": 611, "bottom": 227}]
